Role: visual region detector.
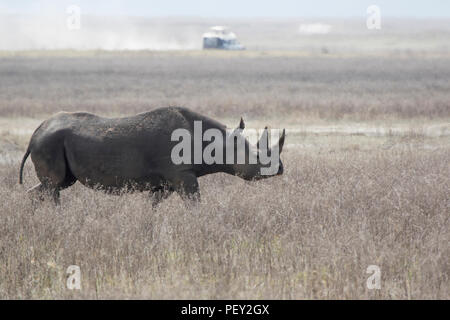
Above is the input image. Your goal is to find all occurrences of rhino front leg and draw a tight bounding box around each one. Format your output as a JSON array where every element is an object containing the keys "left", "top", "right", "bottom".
[
  {"left": 150, "top": 186, "right": 174, "bottom": 208},
  {"left": 172, "top": 172, "right": 200, "bottom": 202}
]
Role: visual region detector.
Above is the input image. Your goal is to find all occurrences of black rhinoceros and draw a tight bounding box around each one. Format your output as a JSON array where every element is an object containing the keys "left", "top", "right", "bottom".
[{"left": 19, "top": 107, "right": 285, "bottom": 205}]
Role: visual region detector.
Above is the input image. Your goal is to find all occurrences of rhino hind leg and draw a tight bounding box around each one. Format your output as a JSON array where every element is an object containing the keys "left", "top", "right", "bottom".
[
  {"left": 27, "top": 183, "right": 61, "bottom": 205},
  {"left": 29, "top": 145, "right": 77, "bottom": 205}
]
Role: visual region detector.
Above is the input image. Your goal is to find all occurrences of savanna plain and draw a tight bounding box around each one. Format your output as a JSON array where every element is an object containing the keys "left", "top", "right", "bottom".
[{"left": 0, "top": 44, "right": 449, "bottom": 298}]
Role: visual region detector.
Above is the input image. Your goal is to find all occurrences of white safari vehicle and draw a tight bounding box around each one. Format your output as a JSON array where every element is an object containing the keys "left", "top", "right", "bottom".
[{"left": 202, "top": 26, "right": 245, "bottom": 50}]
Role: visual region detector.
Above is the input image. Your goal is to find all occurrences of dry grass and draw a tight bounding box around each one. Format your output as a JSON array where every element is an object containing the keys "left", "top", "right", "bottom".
[
  {"left": 0, "top": 53, "right": 449, "bottom": 122},
  {"left": 0, "top": 145, "right": 448, "bottom": 299},
  {"left": 0, "top": 52, "right": 449, "bottom": 299}
]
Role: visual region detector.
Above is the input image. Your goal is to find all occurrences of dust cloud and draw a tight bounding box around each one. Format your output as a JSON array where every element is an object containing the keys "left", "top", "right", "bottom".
[{"left": 0, "top": 14, "right": 203, "bottom": 50}]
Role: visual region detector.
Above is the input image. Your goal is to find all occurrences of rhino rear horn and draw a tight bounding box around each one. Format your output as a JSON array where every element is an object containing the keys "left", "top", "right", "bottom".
[
  {"left": 257, "top": 126, "right": 269, "bottom": 150},
  {"left": 277, "top": 129, "right": 286, "bottom": 153}
]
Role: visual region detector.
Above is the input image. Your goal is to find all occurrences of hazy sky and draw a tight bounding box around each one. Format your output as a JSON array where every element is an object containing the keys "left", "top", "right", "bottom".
[{"left": 1, "top": 0, "right": 450, "bottom": 18}]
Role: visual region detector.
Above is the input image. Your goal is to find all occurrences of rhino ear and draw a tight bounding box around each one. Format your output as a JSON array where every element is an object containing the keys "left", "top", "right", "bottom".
[
  {"left": 277, "top": 129, "right": 286, "bottom": 154},
  {"left": 257, "top": 126, "right": 269, "bottom": 150},
  {"left": 238, "top": 117, "right": 245, "bottom": 130},
  {"left": 231, "top": 117, "right": 245, "bottom": 136}
]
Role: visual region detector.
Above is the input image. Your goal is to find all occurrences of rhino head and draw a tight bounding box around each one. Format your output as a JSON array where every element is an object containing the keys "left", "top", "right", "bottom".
[{"left": 228, "top": 118, "right": 285, "bottom": 181}]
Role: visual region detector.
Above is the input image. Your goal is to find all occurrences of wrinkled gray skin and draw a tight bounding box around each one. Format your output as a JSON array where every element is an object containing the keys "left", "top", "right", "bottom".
[{"left": 19, "top": 107, "right": 285, "bottom": 206}]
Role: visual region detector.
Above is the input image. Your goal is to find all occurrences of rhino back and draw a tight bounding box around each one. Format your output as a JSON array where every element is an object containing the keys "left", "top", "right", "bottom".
[{"left": 36, "top": 108, "right": 190, "bottom": 188}]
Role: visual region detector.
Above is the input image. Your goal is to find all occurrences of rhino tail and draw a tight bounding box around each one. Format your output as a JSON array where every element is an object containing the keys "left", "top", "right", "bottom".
[{"left": 19, "top": 148, "right": 31, "bottom": 185}]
